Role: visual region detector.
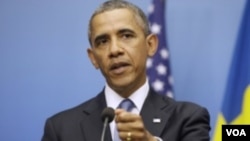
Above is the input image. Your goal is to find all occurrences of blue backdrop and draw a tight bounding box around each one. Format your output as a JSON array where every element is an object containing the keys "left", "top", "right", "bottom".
[{"left": 0, "top": 0, "right": 246, "bottom": 140}]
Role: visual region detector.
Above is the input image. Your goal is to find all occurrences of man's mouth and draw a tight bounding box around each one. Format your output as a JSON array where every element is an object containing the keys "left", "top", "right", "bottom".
[{"left": 110, "top": 62, "right": 130, "bottom": 74}]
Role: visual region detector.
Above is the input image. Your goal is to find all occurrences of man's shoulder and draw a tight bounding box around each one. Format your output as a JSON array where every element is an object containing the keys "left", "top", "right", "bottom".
[
  {"left": 169, "top": 98, "right": 209, "bottom": 117},
  {"left": 175, "top": 100, "right": 205, "bottom": 110},
  {"left": 46, "top": 93, "right": 102, "bottom": 121},
  {"left": 149, "top": 88, "right": 208, "bottom": 113},
  {"left": 154, "top": 93, "right": 209, "bottom": 116}
]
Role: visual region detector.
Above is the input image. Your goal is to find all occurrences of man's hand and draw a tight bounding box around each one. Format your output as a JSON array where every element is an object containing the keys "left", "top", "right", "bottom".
[{"left": 115, "top": 109, "right": 157, "bottom": 141}]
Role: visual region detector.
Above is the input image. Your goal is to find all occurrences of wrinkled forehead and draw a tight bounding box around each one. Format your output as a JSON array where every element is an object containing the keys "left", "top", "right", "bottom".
[
  {"left": 91, "top": 8, "right": 139, "bottom": 28},
  {"left": 88, "top": 4, "right": 148, "bottom": 46},
  {"left": 92, "top": 9, "right": 137, "bottom": 28},
  {"left": 90, "top": 8, "right": 143, "bottom": 40}
]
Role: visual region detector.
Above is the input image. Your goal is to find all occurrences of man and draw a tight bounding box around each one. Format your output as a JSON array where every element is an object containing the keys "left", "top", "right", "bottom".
[{"left": 41, "top": 0, "right": 211, "bottom": 141}]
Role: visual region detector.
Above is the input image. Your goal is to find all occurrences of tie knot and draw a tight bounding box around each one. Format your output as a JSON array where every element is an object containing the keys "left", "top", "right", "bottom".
[{"left": 118, "top": 99, "right": 134, "bottom": 112}]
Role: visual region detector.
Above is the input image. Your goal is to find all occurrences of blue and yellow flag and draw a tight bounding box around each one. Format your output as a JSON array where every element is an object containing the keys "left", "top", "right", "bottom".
[{"left": 213, "top": 1, "right": 250, "bottom": 140}]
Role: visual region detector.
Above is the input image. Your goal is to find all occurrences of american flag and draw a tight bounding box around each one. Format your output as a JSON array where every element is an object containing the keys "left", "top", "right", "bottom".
[{"left": 146, "top": 0, "right": 174, "bottom": 98}]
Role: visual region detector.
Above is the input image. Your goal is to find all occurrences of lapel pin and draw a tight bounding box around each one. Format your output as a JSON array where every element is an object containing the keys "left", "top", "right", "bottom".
[{"left": 153, "top": 118, "right": 161, "bottom": 123}]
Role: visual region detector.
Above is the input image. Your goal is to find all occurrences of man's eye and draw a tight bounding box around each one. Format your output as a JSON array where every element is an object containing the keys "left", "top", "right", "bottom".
[
  {"left": 96, "top": 39, "right": 108, "bottom": 46},
  {"left": 122, "top": 34, "right": 133, "bottom": 39}
]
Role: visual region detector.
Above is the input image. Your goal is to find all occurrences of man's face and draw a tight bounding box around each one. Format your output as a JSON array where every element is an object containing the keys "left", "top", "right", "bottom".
[{"left": 88, "top": 8, "right": 157, "bottom": 96}]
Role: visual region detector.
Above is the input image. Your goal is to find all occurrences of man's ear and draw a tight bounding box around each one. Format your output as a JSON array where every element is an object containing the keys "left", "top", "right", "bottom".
[
  {"left": 87, "top": 48, "right": 99, "bottom": 69},
  {"left": 146, "top": 34, "right": 158, "bottom": 57}
]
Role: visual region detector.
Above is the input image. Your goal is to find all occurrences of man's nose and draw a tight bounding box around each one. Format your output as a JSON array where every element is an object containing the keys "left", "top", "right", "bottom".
[{"left": 108, "top": 39, "right": 124, "bottom": 58}]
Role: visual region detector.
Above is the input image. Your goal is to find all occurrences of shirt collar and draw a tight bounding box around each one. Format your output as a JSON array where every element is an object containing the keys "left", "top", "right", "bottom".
[{"left": 104, "top": 79, "right": 149, "bottom": 112}]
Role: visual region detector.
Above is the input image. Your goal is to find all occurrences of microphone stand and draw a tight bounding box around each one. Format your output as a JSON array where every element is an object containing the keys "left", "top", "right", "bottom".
[{"left": 101, "top": 117, "right": 109, "bottom": 141}]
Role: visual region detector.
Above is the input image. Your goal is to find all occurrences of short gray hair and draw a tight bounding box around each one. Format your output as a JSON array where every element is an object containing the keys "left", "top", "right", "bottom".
[{"left": 88, "top": 0, "right": 150, "bottom": 45}]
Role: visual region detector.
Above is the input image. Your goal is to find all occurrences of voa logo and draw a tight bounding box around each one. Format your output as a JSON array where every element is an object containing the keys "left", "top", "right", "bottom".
[{"left": 226, "top": 129, "right": 246, "bottom": 136}]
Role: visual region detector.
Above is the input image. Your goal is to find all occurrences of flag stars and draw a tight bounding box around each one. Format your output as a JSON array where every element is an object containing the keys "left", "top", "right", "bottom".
[
  {"left": 156, "top": 63, "right": 167, "bottom": 75},
  {"left": 166, "top": 91, "right": 174, "bottom": 98},
  {"left": 148, "top": 4, "right": 154, "bottom": 14},
  {"left": 168, "top": 75, "right": 174, "bottom": 85},
  {"left": 147, "top": 58, "right": 153, "bottom": 68},
  {"left": 147, "top": 0, "right": 174, "bottom": 98},
  {"left": 160, "top": 48, "right": 169, "bottom": 59},
  {"left": 151, "top": 23, "right": 161, "bottom": 34},
  {"left": 152, "top": 79, "right": 164, "bottom": 92}
]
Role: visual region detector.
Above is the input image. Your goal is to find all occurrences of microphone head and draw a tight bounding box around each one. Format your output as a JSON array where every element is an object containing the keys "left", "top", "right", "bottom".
[{"left": 101, "top": 107, "right": 115, "bottom": 123}]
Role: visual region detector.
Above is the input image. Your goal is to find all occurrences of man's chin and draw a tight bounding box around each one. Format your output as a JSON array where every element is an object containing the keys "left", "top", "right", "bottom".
[{"left": 109, "top": 80, "right": 133, "bottom": 92}]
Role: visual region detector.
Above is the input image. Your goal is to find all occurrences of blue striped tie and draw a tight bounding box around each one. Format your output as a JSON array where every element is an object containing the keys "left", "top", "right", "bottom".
[
  {"left": 113, "top": 99, "right": 134, "bottom": 141},
  {"left": 118, "top": 99, "right": 134, "bottom": 112}
]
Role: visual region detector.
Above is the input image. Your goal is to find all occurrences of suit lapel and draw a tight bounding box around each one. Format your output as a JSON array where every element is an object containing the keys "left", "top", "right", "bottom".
[
  {"left": 140, "top": 88, "right": 173, "bottom": 137},
  {"left": 79, "top": 88, "right": 174, "bottom": 140},
  {"left": 80, "top": 91, "right": 113, "bottom": 141}
]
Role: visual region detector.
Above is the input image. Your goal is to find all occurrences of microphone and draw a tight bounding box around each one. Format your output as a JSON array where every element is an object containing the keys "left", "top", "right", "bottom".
[{"left": 101, "top": 107, "right": 115, "bottom": 141}]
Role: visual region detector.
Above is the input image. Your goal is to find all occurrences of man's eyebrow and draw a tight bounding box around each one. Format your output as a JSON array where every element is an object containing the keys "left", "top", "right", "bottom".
[
  {"left": 117, "top": 28, "right": 135, "bottom": 34},
  {"left": 94, "top": 34, "right": 109, "bottom": 43},
  {"left": 93, "top": 29, "right": 135, "bottom": 44}
]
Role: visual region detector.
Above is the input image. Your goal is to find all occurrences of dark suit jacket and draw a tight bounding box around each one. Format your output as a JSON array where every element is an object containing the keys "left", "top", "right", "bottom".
[{"left": 41, "top": 88, "right": 210, "bottom": 141}]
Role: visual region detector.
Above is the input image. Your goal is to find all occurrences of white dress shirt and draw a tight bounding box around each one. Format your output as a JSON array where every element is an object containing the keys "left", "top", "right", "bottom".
[
  {"left": 104, "top": 79, "right": 149, "bottom": 140},
  {"left": 104, "top": 79, "right": 162, "bottom": 141}
]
